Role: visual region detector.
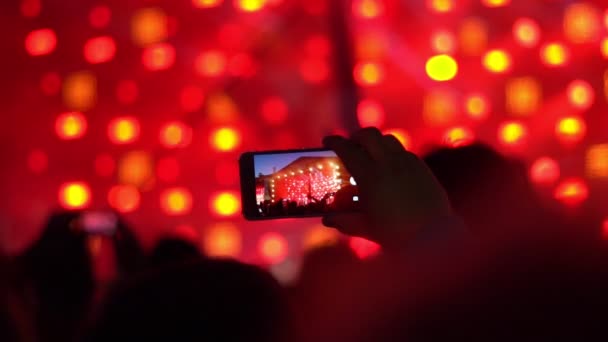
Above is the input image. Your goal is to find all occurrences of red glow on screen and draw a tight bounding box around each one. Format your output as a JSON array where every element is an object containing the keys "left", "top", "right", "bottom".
[
  {"left": 529, "top": 157, "right": 560, "bottom": 185},
  {"left": 21, "top": 0, "right": 41, "bottom": 18},
  {"left": 142, "top": 43, "right": 176, "bottom": 71},
  {"left": 55, "top": 112, "right": 87, "bottom": 140},
  {"left": 603, "top": 219, "right": 608, "bottom": 240},
  {"left": 84, "top": 36, "right": 117, "bottom": 64},
  {"left": 94, "top": 154, "right": 115, "bottom": 177},
  {"left": 556, "top": 116, "right": 587, "bottom": 145},
  {"left": 89, "top": 5, "right": 112, "bottom": 29},
  {"left": 498, "top": 121, "right": 527, "bottom": 147},
  {"left": 203, "top": 223, "right": 242, "bottom": 257},
  {"left": 353, "top": 0, "right": 384, "bottom": 19},
  {"left": 554, "top": 178, "right": 589, "bottom": 206},
  {"left": 210, "top": 127, "right": 241, "bottom": 152},
  {"left": 160, "top": 121, "right": 192, "bottom": 148},
  {"left": 108, "top": 185, "right": 140, "bottom": 213},
  {"left": 357, "top": 100, "right": 386, "bottom": 128},
  {"left": 261, "top": 96, "right": 289, "bottom": 125},
  {"left": 258, "top": 232, "right": 288, "bottom": 264},
  {"left": 214, "top": 161, "right": 239, "bottom": 186},
  {"left": 156, "top": 157, "right": 180, "bottom": 183},
  {"left": 299, "top": 58, "right": 330, "bottom": 83},
  {"left": 430, "top": 31, "right": 456, "bottom": 54},
  {"left": 426, "top": 54, "right": 458, "bottom": 81},
  {"left": 180, "top": 85, "right": 205, "bottom": 112},
  {"left": 25, "top": 29, "right": 57, "bottom": 56},
  {"left": 195, "top": 50, "right": 227, "bottom": 77},
  {"left": 349, "top": 237, "right": 381, "bottom": 259},
  {"left": 567, "top": 80, "right": 594, "bottom": 110},
  {"left": 108, "top": 117, "right": 140, "bottom": 145},
  {"left": 193, "top": 0, "right": 224, "bottom": 8},
  {"left": 116, "top": 80, "right": 139, "bottom": 105},
  {"left": 354, "top": 62, "right": 384, "bottom": 86},
  {"left": 27, "top": 149, "right": 48, "bottom": 174},
  {"left": 161, "top": 187, "right": 193, "bottom": 215},
  {"left": 210, "top": 191, "right": 240, "bottom": 217},
  {"left": 40, "top": 72, "right": 61, "bottom": 96},
  {"left": 59, "top": 182, "right": 92, "bottom": 210},
  {"left": 513, "top": 18, "right": 540, "bottom": 47}
]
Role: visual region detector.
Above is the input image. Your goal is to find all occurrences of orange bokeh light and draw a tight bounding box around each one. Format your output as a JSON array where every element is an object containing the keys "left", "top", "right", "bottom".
[
  {"left": 353, "top": 0, "right": 384, "bottom": 19},
  {"left": 564, "top": 2, "right": 601, "bottom": 44},
  {"left": 160, "top": 187, "right": 193, "bottom": 215},
  {"left": 193, "top": 0, "right": 224, "bottom": 8},
  {"left": 354, "top": 62, "right": 384, "bottom": 86},
  {"left": 540, "top": 42, "right": 569, "bottom": 67},
  {"left": 513, "top": 17, "right": 540, "bottom": 47},
  {"left": 210, "top": 192, "right": 240, "bottom": 217},
  {"left": 554, "top": 178, "right": 589, "bottom": 206},
  {"left": 25, "top": 28, "right": 57, "bottom": 56},
  {"left": 195, "top": 50, "right": 227, "bottom": 77},
  {"left": 586, "top": 144, "right": 608, "bottom": 179},
  {"left": 203, "top": 223, "right": 242, "bottom": 258},
  {"left": 210, "top": 127, "right": 241, "bottom": 152},
  {"left": 498, "top": 121, "right": 527, "bottom": 146},
  {"left": 131, "top": 7, "right": 168, "bottom": 46},
  {"left": 108, "top": 185, "right": 141, "bottom": 213},
  {"left": 426, "top": 0, "right": 454, "bottom": 13},
  {"left": 506, "top": 77, "right": 542, "bottom": 116},
  {"left": 567, "top": 80, "right": 595, "bottom": 110},
  {"left": 27, "top": 149, "right": 48, "bottom": 174},
  {"left": 258, "top": 232, "right": 288, "bottom": 264},
  {"left": 529, "top": 157, "right": 560, "bottom": 185},
  {"left": 63, "top": 71, "right": 97, "bottom": 111},
  {"left": 84, "top": 36, "right": 116, "bottom": 64},
  {"left": 482, "top": 0, "right": 510, "bottom": 7},
  {"left": 357, "top": 100, "right": 386, "bottom": 128},
  {"left": 160, "top": 121, "right": 192, "bottom": 148},
  {"left": 464, "top": 93, "right": 490, "bottom": 120},
  {"left": 234, "top": 0, "right": 266, "bottom": 12},
  {"left": 108, "top": 117, "right": 140, "bottom": 145},
  {"left": 55, "top": 112, "right": 87, "bottom": 140},
  {"left": 118, "top": 151, "right": 154, "bottom": 188},
  {"left": 142, "top": 43, "right": 175, "bottom": 71},
  {"left": 458, "top": 17, "right": 488, "bottom": 56},
  {"left": 482, "top": 49, "right": 511, "bottom": 73},
  {"left": 430, "top": 30, "right": 456, "bottom": 54},
  {"left": 443, "top": 127, "right": 475, "bottom": 147},
  {"left": 555, "top": 116, "right": 587, "bottom": 145},
  {"left": 59, "top": 182, "right": 92, "bottom": 210}
]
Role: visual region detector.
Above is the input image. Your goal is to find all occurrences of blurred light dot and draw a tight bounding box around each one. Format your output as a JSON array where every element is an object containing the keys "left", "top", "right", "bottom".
[
  {"left": 567, "top": 80, "right": 594, "bottom": 110},
  {"left": 59, "top": 182, "right": 91, "bottom": 210},
  {"left": 261, "top": 96, "right": 288, "bottom": 125},
  {"left": 89, "top": 5, "right": 111, "bottom": 29},
  {"left": 193, "top": 0, "right": 224, "bottom": 8},
  {"left": 258, "top": 232, "right": 288, "bottom": 264},
  {"left": 131, "top": 7, "right": 168, "bottom": 46},
  {"left": 481, "top": 0, "right": 510, "bottom": 8},
  {"left": 118, "top": 151, "right": 154, "bottom": 188},
  {"left": 464, "top": 93, "right": 490, "bottom": 120},
  {"left": 356, "top": 32, "right": 386, "bottom": 60},
  {"left": 180, "top": 85, "right": 205, "bottom": 112},
  {"left": 160, "top": 121, "right": 192, "bottom": 148},
  {"left": 299, "top": 58, "right": 330, "bottom": 83},
  {"left": 540, "top": 42, "right": 569, "bottom": 67},
  {"left": 586, "top": 144, "right": 608, "bottom": 179},
  {"left": 482, "top": 49, "right": 511, "bottom": 73},
  {"left": 357, "top": 100, "right": 385, "bottom": 128},
  {"left": 506, "top": 77, "right": 542, "bottom": 117},
  {"left": 21, "top": 0, "right": 41, "bottom": 18},
  {"left": 40, "top": 72, "right": 61, "bottom": 96},
  {"left": 443, "top": 127, "right": 474, "bottom": 147},
  {"left": 156, "top": 157, "right": 180, "bottom": 183},
  {"left": 600, "top": 38, "right": 608, "bottom": 59},
  {"left": 564, "top": 2, "right": 601, "bottom": 44},
  {"left": 116, "top": 80, "right": 138, "bottom": 104},
  {"left": 214, "top": 161, "right": 239, "bottom": 186},
  {"left": 27, "top": 149, "right": 48, "bottom": 174},
  {"left": 207, "top": 93, "right": 239, "bottom": 123},
  {"left": 210, "top": 191, "right": 240, "bottom": 217},
  {"left": 108, "top": 117, "right": 140, "bottom": 145},
  {"left": 349, "top": 237, "right": 380, "bottom": 259},
  {"left": 423, "top": 89, "right": 457, "bottom": 126},
  {"left": 62, "top": 71, "right": 97, "bottom": 111},
  {"left": 195, "top": 50, "right": 227, "bottom": 77},
  {"left": 458, "top": 17, "right": 488, "bottom": 56},
  {"left": 426, "top": 0, "right": 454, "bottom": 13},
  {"left": 556, "top": 116, "right": 586, "bottom": 145},
  {"left": 55, "top": 112, "right": 87, "bottom": 140},
  {"left": 353, "top": 0, "right": 383, "bottom": 19},
  {"left": 161, "top": 187, "right": 193, "bottom": 215},
  {"left": 94, "top": 154, "right": 115, "bottom": 177},
  {"left": 354, "top": 62, "right": 384, "bottom": 86},
  {"left": 84, "top": 36, "right": 116, "bottom": 64},
  {"left": 554, "top": 178, "right": 588, "bottom": 206},
  {"left": 529, "top": 157, "right": 560, "bottom": 185},
  {"left": 203, "top": 223, "right": 242, "bottom": 258},
  {"left": 142, "top": 43, "right": 175, "bottom": 71},
  {"left": 498, "top": 121, "right": 527, "bottom": 146},
  {"left": 210, "top": 127, "right": 241, "bottom": 152},
  {"left": 513, "top": 18, "right": 540, "bottom": 47},
  {"left": 425, "top": 54, "right": 458, "bottom": 81},
  {"left": 430, "top": 30, "right": 456, "bottom": 54},
  {"left": 384, "top": 129, "right": 412, "bottom": 150},
  {"left": 234, "top": 0, "right": 265, "bottom": 12},
  {"left": 302, "top": 225, "right": 340, "bottom": 251},
  {"left": 25, "top": 28, "right": 57, "bottom": 56},
  {"left": 108, "top": 185, "right": 140, "bottom": 213}
]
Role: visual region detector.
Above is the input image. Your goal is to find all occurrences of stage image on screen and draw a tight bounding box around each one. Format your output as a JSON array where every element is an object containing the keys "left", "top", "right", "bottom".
[{"left": 254, "top": 151, "right": 359, "bottom": 217}]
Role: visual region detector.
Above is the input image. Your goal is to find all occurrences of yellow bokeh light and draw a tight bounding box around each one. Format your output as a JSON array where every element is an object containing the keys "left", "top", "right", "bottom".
[
  {"left": 62, "top": 71, "right": 97, "bottom": 111},
  {"left": 481, "top": 0, "right": 510, "bottom": 7},
  {"left": 499, "top": 121, "right": 527, "bottom": 145},
  {"left": 482, "top": 49, "right": 511, "bottom": 73},
  {"left": 506, "top": 77, "right": 542, "bottom": 116},
  {"left": 210, "top": 127, "right": 241, "bottom": 152},
  {"left": 203, "top": 223, "right": 242, "bottom": 257},
  {"left": 131, "top": 7, "right": 168, "bottom": 46},
  {"left": 458, "top": 17, "right": 488, "bottom": 56},
  {"left": 353, "top": 0, "right": 383, "bottom": 19},
  {"left": 556, "top": 116, "right": 586, "bottom": 144},
  {"left": 427, "top": 0, "right": 454, "bottom": 13},
  {"left": 211, "top": 192, "right": 240, "bottom": 217},
  {"left": 55, "top": 112, "right": 87, "bottom": 140},
  {"left": 567, "top": 80, "right": 594, "bottom": 110},
  {"left": 108, "top": 117, "right": 140, "bottom": 144},
  {"left": 423, "top": 89, "right": 457, "bottom": 126},
  {"left": 354, "top": 62, "right": 384, "bottom": 86},
  {"left": 540, "top": 43, "right": 569, "bottom": 67},
  {"left": 425, "top": 54, "right": 458, "bottom": 82},
  {"left": 161, "top": 188, "right": 193, "bottom": 215},
  {"left": 602, "top": 38, "right": 608, "bottom": 59},
  {"left": 192, "top": 0, "right": 224, "bottom": 8},
  {"left": 118, "top": 151, "right": 154, "bottom": 188},
  {"left": 564, "top": 2, "right": 601, "bottom": 44},
  {"left": 59, "top": 182, "right": 91, "bottom": 210},
  {"left": 586, "top": 144, "right": 608, "bottom": 179},
  {"left": 195, "top": 50, "right": 226, "bottom": 77},
  {"left": 235, "top": 0, "right": 265, "bottom": 12}
]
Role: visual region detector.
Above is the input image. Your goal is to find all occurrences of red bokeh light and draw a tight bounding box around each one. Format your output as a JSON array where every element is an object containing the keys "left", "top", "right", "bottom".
[
  {"left": 554, "top": 178, "right": 589, "bottom": 206},
  {"left": 258, "top": 232, "right": 288, "bottom": 264},
  {"left": 25, "top": 29, "right": 57, "bottom": 56},
  {"left": 529, "top": 157, "right": 560, "bottom": 185},
  {"left": 55, "top": 112, "right": 87, "bottom": 140},
  {"left": 498, "top": 121, "right": 527, "bottom": 147},
  {"left": 513, "top": 17, "right": 540, "bottom": 47},
  {"left": 159, "top": 121, "right": 192, "bottom": 148},
  {"left": 160, "top": 187, "right": 193, "bottom": 215},
  {"left": 261, "top": 96, "right": 289, "bottom": 125},
  {"left": 108, "top": 185, "right": 140, "bottom": 213},
  {"left": 210, "top": 191, "right": 240, "bottom": 217},
  {"left": 203, "top": 223, "right": 242, "bottom": 258},
  {"left": 89, "top": 5, "right": 112, "bottom": 29},
  {"left": 142, "top": 43, "right": 176, "bottom": 71},
  {"left": 357, "top": 99, "right": 386, "bottom": 128},
  {"left": 157, "top": 157, "right": 180, "bottom": 183},
  {"left": 84, "top": 36, "right": 117, "bottom": 64},
  {"left": 556, "top": 116, "right": 587, "bottom": 145},
  {"left": 116, "top": 80, "right": 139, "bottom": 104},
  {"left": 108, "top": 117, "right": 140, "bottom": 145},
  {"left": 349, "top": 237, "right": 381, "bottom": 259},
  {"left": 94, "top": 154, "right": 115, "bottom": 177},
  {"left": 59, "top": 182, "right": 92, "bottom": 210},
  {"left": 27, "top": 149, "right": 48, "bottom": 174}
]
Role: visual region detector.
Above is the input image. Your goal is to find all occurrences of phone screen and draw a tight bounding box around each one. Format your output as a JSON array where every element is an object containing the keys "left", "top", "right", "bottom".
[{"left": 241, "top": 149, "right": 360, "bottom": 219}]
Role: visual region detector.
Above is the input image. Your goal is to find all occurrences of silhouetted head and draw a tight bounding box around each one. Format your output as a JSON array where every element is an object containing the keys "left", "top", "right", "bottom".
[
  {"left": 87, "top": 259, "right": 289, "bottom": 342},
  {"left": 148, "top": 237, "right": 202, "bottom": 267}
]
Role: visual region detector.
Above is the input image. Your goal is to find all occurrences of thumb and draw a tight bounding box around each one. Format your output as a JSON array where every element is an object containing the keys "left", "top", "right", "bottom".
[{"left": 323, "top": 213, "right": 368, "bottom": 238}]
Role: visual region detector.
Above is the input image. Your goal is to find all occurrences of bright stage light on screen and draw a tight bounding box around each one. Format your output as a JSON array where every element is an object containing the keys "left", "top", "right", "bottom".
[
  {"left": 498, "top": 121, "right": 527, "bottom": 146},
  {"left": 481, "top": 0, "right": 510, "bottom": 8},
  {"left": 567, "top": 80, "right": 594, "bottom": 110},
  {"left": 513, "top": 18, "right": 540, "bottom": 47},
  {"left": 203, "top": 223, "right": 242, "bottom": 257},
  {"left": 84, "top": 36, "right": 117, "bottom": 64},
  {"left": 458, "top": 17, "right": 488, "bottom": 56},
  {"left": 161, "top": 187, "right": 193, "bottom": 215},
  {"left": 483, "top": 49, "right": 511, "bottom": 73},
  {"left": 425, "top": 54, "right": 458, "bottom": 81},
  {"left": 118, "top": 151, "right": 153, "bottom": 188},
  {"left": 142, "top": 43, "right": 176, "bottom": 71},
  {"left": 160, "top": 121, "right": 192, "bottom": 149},
  {"left": 529, "top": 157, "right": 560, "bottom": 185},
  {"left": 131, "top": 7, "right": 168, "bottom": 46},
  {"left": 55, "top": 112, "right": 87, "bottom": 140},
  {"left": 210, "top": 192, "right": 240, "bottom": 217},
  {"left": 357, "top": 100, "right": 386, "bottom": 128},
  {"left": 556, "top": 116, "right": 587, "bottom": 145},
  {"left": 235, "top": 0, "right": 266, "bottom": 12},
  {"left": 354, "top": 62, "right": 384, "bottom": 86},
  {"left": 59, "top": 182, "right": 92, "bottom": 210},
  {"left": 193, "top": 0, "right": 224, "bottom": 8},
  {"left": 108, "top": 185, "right": 140, "bottom": 213},
  {"left": 210, "top": 127, "right": 241, "bottom": 152},
  {"left": 554, "top": 178, "right": 589, "bottom": 206},
  {"left": 258, "top": 232, "right": 288, "bottom": 264},
  {"left": 25, "top": 28, "right": 57, "bottom": 56},
  {"left": 108, "top": 117, "right": 140, "bottom": 145},
  {"left": 540, "top": 42, "right": 569, "bottom": 67},
  {"left": 601, "top": 38, "right": 608, "bottom": 59}
]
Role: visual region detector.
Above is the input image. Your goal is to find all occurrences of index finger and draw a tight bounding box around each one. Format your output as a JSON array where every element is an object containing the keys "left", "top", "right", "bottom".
[{"left": 323, "top": 135, "right": 373, "bottom": 183}]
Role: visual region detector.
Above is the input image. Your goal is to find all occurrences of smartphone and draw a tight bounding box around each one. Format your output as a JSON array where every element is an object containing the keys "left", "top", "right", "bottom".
[
  {"left": 80, "top": 211, "right": 118, "bottom": 236},
  {"left": 239, "top": 148, "right": 360, "bottom": 220}
]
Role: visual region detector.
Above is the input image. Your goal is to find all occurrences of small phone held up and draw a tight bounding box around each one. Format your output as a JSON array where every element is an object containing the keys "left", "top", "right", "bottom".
[{"left": 239, "top": 148, "right": 360, "bottom": 220}]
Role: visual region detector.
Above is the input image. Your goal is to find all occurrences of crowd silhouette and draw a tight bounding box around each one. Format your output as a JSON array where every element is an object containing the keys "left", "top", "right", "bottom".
[{"left": 1, "top": 127, "right": 607, "bottom": 342}]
